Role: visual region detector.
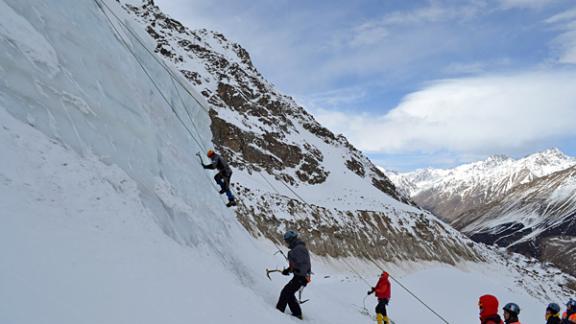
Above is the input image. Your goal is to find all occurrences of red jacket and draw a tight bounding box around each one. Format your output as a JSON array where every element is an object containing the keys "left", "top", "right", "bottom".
[
  {"left": 479, "top": 295, "right": 503, "bottom": 324},
  {"left": 564, "top": 311, "right": 576, "bottom": 323},
  {"left": 374, "top": 271, "right": 391, "bottom": 300}
]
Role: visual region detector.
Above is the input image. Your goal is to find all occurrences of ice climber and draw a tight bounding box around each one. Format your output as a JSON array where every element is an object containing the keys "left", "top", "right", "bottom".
[
  {"left": 503, "top": 302, "right": 521, "bottom": 324},
  {"left": 276, "top": 230, "right": 311, "bottom": 320},
  {"left": 546, "top": 303, "right": 561, "bottom": 324},
  {"left": 563, "top": 299, "right": 576, "bottom": 324},
  {"left": 202, "top": 149, "right": 236, "bottom": 207},
  {"left": 479, "top": 294, "right": 504, "bottom": 324},
  {"left": 367, "top": 270, "right": 391, "bottom": 324}
]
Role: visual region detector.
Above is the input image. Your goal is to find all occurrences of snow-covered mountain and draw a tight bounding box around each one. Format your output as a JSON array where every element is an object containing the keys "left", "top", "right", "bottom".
[
  {"left": 390, "top": 149, "right": 576, "bottom": 224},
  {"left": 457, "top": 165, "right": 576, "bottom": 276},
  {"left": 1, "top": 0, "right": 575, "bottom": 323},
  {"left": 388, "top": 149, "right": 576, "bottom": 276}
]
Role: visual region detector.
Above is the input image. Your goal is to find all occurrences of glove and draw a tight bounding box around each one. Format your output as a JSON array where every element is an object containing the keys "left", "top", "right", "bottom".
[
  {"left": 201, "top": 163, "right": 209, "bottom": 169},
  {"left": 282, "top": 268, "right": 291, "bottom": 276},
  {"left": 367, "top": 287, "right": 375, "bottom": 295}
]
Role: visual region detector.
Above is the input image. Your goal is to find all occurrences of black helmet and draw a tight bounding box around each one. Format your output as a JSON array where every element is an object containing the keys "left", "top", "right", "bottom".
[
  {"left": 568, "top": 299, "right": 576, "bottom": 309},
  {"left": 503, "top": 302, "right": 520, "bottom": 315},
  {"left": 547, "top": 303, "right": 561, "bottom": 314},
  {"left": 283, "top": 230, "right": 298, "bottom": 242}
]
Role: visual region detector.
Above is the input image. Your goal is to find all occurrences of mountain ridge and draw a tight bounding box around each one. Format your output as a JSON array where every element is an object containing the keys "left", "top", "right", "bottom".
[{"left": 389, "top": 148, "right": 576, "bottom": 222}]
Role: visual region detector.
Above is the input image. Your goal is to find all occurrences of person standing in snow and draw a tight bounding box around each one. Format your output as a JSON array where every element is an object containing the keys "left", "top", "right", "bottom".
[
  {"left": 202, "top": 149, "right": 236, "bottom": 207},
  {"left": 546, "top": 303, "right": 562, "bottom": 324},
  {"left": 503, "top": 302, "right": 521, "bottom": 324},
  {"left": 479, "top": 294, "right": 504, "bottom": 324},
  {"left": 367, "top": 271, "right": 391, "bottom": 324},
  {"left": 276, "top": 230, "right": 311, "bottom": 320},
  {"left": 563, "top": 299, "right": 576, "bottom": 324}
]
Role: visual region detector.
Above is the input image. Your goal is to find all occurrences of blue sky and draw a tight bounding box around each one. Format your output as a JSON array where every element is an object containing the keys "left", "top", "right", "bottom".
[{"left": 154, "top": 0, "right": 576, "bottom": 171}]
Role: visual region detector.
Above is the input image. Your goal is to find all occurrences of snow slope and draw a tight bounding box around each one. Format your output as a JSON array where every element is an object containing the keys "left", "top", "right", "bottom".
[{"left": 0, "top": 1, "right": 575, "bottom": 323}]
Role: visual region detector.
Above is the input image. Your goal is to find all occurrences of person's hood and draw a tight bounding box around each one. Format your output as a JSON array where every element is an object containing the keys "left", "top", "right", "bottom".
[
  {"left": 288, "top": 239, "right": 304, "bottom": 250},
  {"left": 479, "top": 294, "right": 499, "bottom": 320},
  {"left": 380, "top": 271, "right": 389, "bottom": 280}
]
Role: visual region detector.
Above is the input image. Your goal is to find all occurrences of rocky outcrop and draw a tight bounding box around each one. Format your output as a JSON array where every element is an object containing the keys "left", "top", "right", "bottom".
[{"left": 234, "top": 184, "right": 481, "bottom": 264}]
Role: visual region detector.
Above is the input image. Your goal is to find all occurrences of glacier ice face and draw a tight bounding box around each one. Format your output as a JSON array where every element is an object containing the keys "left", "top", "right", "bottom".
[{"left": 0, "top": 0, "right": 244, "bottom": 261}]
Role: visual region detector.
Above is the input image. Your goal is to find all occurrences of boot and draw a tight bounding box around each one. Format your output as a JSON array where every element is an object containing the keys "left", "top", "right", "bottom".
[
  {"left": 377, "top": 313, "right": 383, "bottom": 324},
  {"left": 383, "top": 315, "right": 390, "bottom": 324},
  {"left": 226, "top": 200, "right": 237, "bottom": 207}
]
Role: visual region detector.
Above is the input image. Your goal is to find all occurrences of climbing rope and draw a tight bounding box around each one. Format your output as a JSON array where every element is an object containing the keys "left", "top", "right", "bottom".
[
  {"left": 94, "top": 0, "right": 205, "bottom": 149},
  {"left": 94, "top": 0, "right": 234, "bottom": 201},
  {"left": 367, "top": 257, "right": 451, "bottom": 324},
  {"left": 94, "top": 0, "right": 210, "bottom": 114}
]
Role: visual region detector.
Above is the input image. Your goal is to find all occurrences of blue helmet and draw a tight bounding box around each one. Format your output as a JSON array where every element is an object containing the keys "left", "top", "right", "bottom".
[
  {"left": 503, "top": 302, "right": 520, "bottom": 315},
  {"left": 547, "top": 303, "right": 561, "bottom": 314},
  {"left": 567, "top": 299, "right": 576, "bottom": 309},
  {"left": 283, "top": 230, "right": 298, "bottom": 242}
]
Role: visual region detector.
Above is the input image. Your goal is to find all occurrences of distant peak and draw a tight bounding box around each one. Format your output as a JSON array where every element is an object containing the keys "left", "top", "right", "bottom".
[
  {"left": 537, "top": 147, "right": 566, "bottom": 158},
  {"left": 487, "top": 154, "right": 510, "bottom": 161},
  {"left": 525, "top": 148, "right": 570, "bottom": 163}
]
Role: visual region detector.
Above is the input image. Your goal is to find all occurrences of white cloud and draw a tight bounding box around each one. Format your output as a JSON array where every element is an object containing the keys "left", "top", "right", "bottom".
[
  {"left": 380, "top": 2, "right": 486, "bottom": 26},
  {"left": 500, "top": 0, "right": 559, "bottom": 10},
  {"left": 337, "top": 2, "right": 487, "bottom": 50},
  {"left": 443, "top": 58, "right": 512, "bottom": 74},
  {"left": 349, "top": 22, "right": 389, "bottom": 47},
  {"left": 311, "top": 70, "right": 576, "bottom": 154},
  {"left": 546, "top": 7, "right": 576, "bottom": 64}
]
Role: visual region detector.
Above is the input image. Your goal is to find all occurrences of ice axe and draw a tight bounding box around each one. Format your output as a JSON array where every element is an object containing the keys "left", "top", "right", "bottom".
[
  {"left": 298, "top": 287, "right": 309, "bottom": 304},
  {"left": 195, "top": 152, "right": 203, "bottom": 164},
  {"left": 266, "top": 268, "right": 282, "bottom": 280}
]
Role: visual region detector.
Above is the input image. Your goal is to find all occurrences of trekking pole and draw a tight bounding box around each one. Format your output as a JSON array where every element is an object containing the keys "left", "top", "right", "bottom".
[{"left": 361, "top": 294, "right": 376, "bottom": 320}]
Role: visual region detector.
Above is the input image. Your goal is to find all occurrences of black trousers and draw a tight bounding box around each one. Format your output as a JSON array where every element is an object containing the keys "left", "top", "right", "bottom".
[
  {"left": 375, "top": 299, "right": 388, "bottom": 316},
  {"left": 276, "top": 276, "right": 307, "bottom": 317}
]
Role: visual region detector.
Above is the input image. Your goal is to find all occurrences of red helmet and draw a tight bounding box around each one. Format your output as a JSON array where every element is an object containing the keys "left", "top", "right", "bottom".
[{"left": 207, "top": 149, "right": 215, "bottom": 158}]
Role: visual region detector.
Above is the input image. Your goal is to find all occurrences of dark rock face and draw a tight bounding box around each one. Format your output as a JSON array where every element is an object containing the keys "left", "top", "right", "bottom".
[{"left": 346, "top": 158, "right": 365, "bottom": 177}]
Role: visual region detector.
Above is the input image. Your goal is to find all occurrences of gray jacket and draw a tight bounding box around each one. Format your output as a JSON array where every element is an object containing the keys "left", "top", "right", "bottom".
[
  {"left": 287, "top": 240, "right": 311, "bottom": 277},
  {"left": 204, "top": 153, "right": 232, "bottom": 176}
]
